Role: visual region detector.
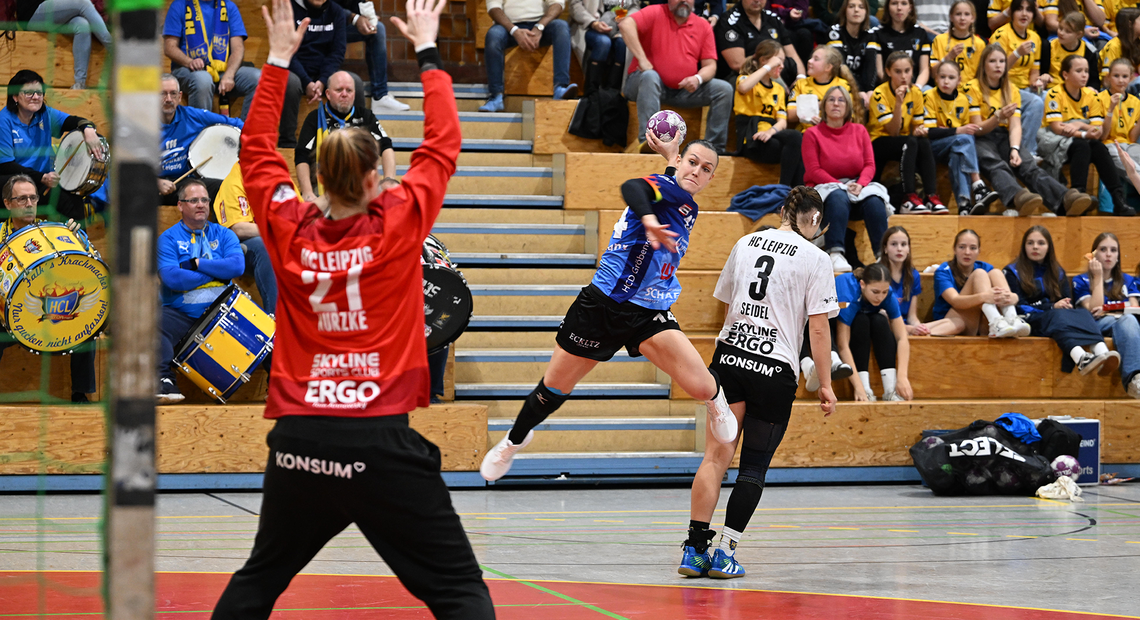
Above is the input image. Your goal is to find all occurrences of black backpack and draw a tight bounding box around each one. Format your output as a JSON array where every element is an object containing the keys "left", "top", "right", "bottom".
[
  {"left": 568, "top": 87, "right": 629, "bottom": 148},
  {"left": 1036, "top": 419, "right": 1082, "bottom": 461}
]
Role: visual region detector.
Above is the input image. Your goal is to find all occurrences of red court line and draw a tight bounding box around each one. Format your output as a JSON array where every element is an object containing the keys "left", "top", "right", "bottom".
[{"left": 0, "top": 571, "right": 1134, "bottom": 620}]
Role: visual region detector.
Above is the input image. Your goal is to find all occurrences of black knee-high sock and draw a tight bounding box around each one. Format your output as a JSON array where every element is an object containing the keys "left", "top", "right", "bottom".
[
  {"left": 684, "top": 520, "right": 716, "bottom": 553},
  {"left": 724, "top": 479, "right": 764, "bottom": 533},
  {"left": 507, "top": 378, "right": 569, "bottom": 444}
]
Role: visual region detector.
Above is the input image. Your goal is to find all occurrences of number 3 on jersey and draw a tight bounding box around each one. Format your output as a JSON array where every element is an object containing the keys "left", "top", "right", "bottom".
[{"left": 748, "top": 256, "right": 775, "bottom": 301}]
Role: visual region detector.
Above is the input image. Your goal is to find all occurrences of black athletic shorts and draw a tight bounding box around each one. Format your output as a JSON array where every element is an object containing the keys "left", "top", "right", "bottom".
[
  {"left": 710, "top": 341, "right": 798, "bottom": 425},
  {"left": 555, "top": 284, "right": 681, "bottom": 361}
]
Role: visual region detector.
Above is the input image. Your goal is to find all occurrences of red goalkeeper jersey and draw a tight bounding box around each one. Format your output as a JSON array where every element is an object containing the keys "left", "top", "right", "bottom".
[{"left": 240, "top": 64, "right": 460, "bottom": 418}]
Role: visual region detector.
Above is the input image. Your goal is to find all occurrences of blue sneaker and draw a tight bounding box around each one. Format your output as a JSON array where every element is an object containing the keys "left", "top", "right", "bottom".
[
  {"left": 553, "top": 83, "right": 579, "bottom": 100},
  {"left": 708, "top": 548, "right": 746, "bottom": 579},
  {"left": 478, "top": 93, "right": 504, "bottom": 113},
  {"left": 677, "top": 545, "right": 712, "bottom": 577}
]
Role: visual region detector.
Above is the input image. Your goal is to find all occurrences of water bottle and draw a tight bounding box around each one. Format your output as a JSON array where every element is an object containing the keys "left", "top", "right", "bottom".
[{"left": 219, "top": 91, "right": 230, "bottom": 116}]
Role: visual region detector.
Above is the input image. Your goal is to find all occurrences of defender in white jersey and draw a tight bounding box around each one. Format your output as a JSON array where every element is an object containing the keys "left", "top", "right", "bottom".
[{"left": 679, "top": 187, "right": 840, "bottom": 580}]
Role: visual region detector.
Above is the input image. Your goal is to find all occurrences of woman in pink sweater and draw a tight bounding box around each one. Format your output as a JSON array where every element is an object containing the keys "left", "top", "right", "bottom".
[{"left": 802, "top": 85, "right": 889, "bottom": 273}]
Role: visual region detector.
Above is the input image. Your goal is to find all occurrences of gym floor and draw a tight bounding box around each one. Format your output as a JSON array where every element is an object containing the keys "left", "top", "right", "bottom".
[{"left": 2, "top": 483, "right": 1138, "bottom": 619}]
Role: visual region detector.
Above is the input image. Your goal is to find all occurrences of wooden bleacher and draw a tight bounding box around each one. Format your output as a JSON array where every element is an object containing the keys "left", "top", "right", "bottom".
[
  {"left": 535, "top": 100, "right": 708, "bottom": 154},
  {"left": 0, "top": 31, "right": 106, "bottom": 89}
]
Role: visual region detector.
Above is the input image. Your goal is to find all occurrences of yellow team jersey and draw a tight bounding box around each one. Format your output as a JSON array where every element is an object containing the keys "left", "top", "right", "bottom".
[
  {"left": 867, "top": 82, "right": 926, "bottom": 140},
  {"left": 963, "top": 78, "right": 1023, "bottom": 127},
  {"left": 1044, "top": 84, "right": 1104, "bottom": 125},
  {"left": 1048, "top": 39, "right": 1092, "bottom": 83},
  {"left": 1098, "top": 90, "right": 1140, "bottom": 142},
  {"left": 931, "top": 32, "right": 988, "bottom": 80},
  {"left": 923, "top": 88, "right": 973, "bottom": 128},
  {"left": 213, "top": 162, "right": 299, "bottom": 228},
  {"left": 789, "top": 76, "right": 853, "bottom": 128},
  {"left": 990, "top": 24, "right": 1042, "bottom": 89},
  {"left": 733, "top": 74, "right": 788, "bottom": 130},
  {"left": 1105, "top": 0, "right": 1139, "bottom": 22},
  {"left": 1099, "top": 37, "right": 1127, "bottom": 80},
  {"left": 1037, "top": 0, "right": 1103, "bottom": 19}
]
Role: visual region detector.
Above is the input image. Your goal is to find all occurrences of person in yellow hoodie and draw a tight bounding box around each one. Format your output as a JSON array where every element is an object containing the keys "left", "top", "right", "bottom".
[{"left": 1096, "top": 57, "right": 1140, "bottom": 213}]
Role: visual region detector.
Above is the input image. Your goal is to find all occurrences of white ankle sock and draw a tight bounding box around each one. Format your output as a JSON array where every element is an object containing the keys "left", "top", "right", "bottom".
[
  {"left": 858, "top": 371, "right": 873, "bottom": 395},
  {"left": 982, "top": 303, "right": 1002, "bottom": 324},
  {"left": 972, "top": 180, "right": 985, "bottom": 190},
  {"left": 1071, "top": 346, "right": 1087, "bottom": 365},
  {"left": 801, "top": 357, "right": 815, "bottom": 378},
  {"left": 1093, "top": 342, "right": 1110, "bottom": 356},
  {"left": 719, "top": 527, "right": 742, "bottom": 557},
  {"left": 1001, "top": 305, "right": 1019, "bottom": 321},
  {"left": 831, "top": 350, "right": 843, "bottom": 368},
  {"left": 880, "top": 368, "right": 897, "bottom": 395}
]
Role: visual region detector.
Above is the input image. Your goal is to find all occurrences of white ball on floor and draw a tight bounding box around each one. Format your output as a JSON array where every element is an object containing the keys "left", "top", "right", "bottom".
[{"left": 1051, "top": 455, "right": 1081, "bottom": 481}]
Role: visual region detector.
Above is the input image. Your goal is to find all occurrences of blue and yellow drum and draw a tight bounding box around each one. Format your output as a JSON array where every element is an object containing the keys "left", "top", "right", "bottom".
[
  {"left": 173, "top": 284, "right": 275, "bottom": 403},
  {"left": 0, "top": 222, "right": 110, "bottom": 353}
]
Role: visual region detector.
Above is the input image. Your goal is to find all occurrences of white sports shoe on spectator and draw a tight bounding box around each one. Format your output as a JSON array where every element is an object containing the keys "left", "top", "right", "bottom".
[
  {"left": 1128, "top": 374, "right": 1140, "bottom": 399},
  {"left": 706, "top": 387, "right": 738, "bottom": 443},
  {"left": 830, "top": 251, "right": 852, "bottom": 273},
  {"left": 803, "top": 359, "right": 820, "bottom": 392},
  {"left": 1011, "top": 317, "right": 1031, "bottom": 337},
  {"left": 882, "top": 391, "right": 905, "bottom": 401},
  {"left": 372, "top": 94, "right": 410, "bottom": 112},
  {"left": 480, "top": 430, "right": 534, "bottom": 481},
  {"left": 988, "top": 317, "right": 1017, "bottom": 338}
]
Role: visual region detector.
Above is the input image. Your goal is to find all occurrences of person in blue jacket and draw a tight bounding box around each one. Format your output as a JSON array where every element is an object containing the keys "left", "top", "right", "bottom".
[
  {"left": 835, "top": 263, "right": 912, "bottom": 401},
  {"left": 1074, "top": 232, "right": 1140, "bottom": 397},
  {"left": 156, "top": 179, "right": 245, "bottom": 403},
  {"left": 921, "top": 228, "right": 1028, "bottom": 337},
  {"left": 159, "top": 73, "right": 244, "bottom": 207},
  {"left": 1004, "top": 225, "right": 1119, "bottom": 376}
]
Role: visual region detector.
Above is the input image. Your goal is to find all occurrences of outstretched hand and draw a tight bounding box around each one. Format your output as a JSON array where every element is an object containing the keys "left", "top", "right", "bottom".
[
  {"left": 262, "top": 0, "right": 308, "bottom": 62},
  {"left": 641, "top": 214, "right": 679, "bottom": 253},
  {"left": 390, "top": 0, "right": 447, "bottom": 49}
]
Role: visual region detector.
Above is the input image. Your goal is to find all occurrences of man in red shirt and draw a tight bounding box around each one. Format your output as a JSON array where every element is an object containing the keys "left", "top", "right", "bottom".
[
  {"left": 619, "top": 0, "right": 733, "bottom": 153},
  {"left": 209, "top": 1, "right": 494, "bottom": 618}
]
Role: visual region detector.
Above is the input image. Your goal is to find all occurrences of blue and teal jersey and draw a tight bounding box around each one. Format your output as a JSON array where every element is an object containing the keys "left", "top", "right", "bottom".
[
  {"left": 836, "top": 272, "right": 902, "bottom": 325},
  {"left": 591, "top": 173, "right": 698, "bottom": 310},
  {"left": 932, "top": 260, "right": 993, "bottom": 320},
  {"left": 0, "top": 105, "right": 72, "bottom": 174},
  {"left": 890, "top": 267, "right": 922, "bottom": 317}
]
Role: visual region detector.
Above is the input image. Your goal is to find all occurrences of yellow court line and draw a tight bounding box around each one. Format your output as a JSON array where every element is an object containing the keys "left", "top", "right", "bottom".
[
  {"left": 1007, "top": 535, "right": 1038, "bottom": 539},
  {"left": 1033, "top": 497, "right": 1070, "bottom": 506},
  {"left": 1128, "top": 541, "right": 1140, "bottom": 544},
  {"left": 888, "top": 530, "right": 919, "bottom": 533},
  {"left": 534, "top": 519, "right": 565, "bottom": 522},
  {"left": 1066, "top": 538, "right": 1098, "bottom": 542},
  {"left": 948, "top": 532, "right": 979, "bottom": 536},
  {"left": 828, "top": 527, "right": 859, "bottom": 530}
]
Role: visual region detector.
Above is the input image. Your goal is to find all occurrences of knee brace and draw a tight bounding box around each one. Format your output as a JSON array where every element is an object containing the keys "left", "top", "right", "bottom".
[
  {"left": 526, "top": 378, "right": 569, "bottom": 418},
  {"left": 737, "top": 447, "right": 773, "bottom": 489}
]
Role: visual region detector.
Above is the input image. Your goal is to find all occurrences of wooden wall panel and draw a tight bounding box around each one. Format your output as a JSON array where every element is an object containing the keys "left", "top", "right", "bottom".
[
  {"left": 0, "top": 32, "right": 106, "bottom": 88},
  {"left": 1102, "top": 401, "right": 1140, "bottom": 463}
]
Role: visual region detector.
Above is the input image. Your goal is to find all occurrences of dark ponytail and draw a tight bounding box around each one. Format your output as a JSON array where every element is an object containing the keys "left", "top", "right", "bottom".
[{"left": 780, "top": 185, "right": 824, "bottom": 239}]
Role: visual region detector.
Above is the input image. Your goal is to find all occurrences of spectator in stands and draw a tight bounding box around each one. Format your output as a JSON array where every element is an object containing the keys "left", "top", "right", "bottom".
[
  {"left": 874, "top": 0, "right": 933, "bottom": 88},
  {"left": 1075, "top": 232, "right": 1140, "bottom": 397},
  {"left": 0, "top": 175, "right": 97, "bottom": 402},
  {"left": 988, "top": 0, "right": 1046, "bottom": 33},
  {"left": 1101, "top": 0, "right": 1128, "bottom": 36},
  {"left": 1043, "top": 12, "right": 1100, "bottom": 89},
  {"left": 18, "top": 0, "right": 110, "bottom": 90},
  {"left": 802, "top": 85, "right": 888, "bottom": 273},
  {"left": 333, "top": 0, "right": 410, "bottom": 112},
  {"left": 966, "top": 43, "right": 1081, "bottom": 216},
  {"left": 1004, "top": 225, "right": 1121, "bottom": 376},
  {"left": 789, "top": 46, "right": 861, "bottom": 130},
  {"left": 835, "top": 264, "right": 913, "bottom": 402},
  {"left": 1039, "top": 55, "right": 1130, "bottom": 216},
  {"left": 878, "top": 226, "right": 928, "bottom": 335},
  {"left": 714, "top": 0, "right": 806, "bottom": 87},
  {"left": 826, "top": 0, "right": 879, "bottom": 93},
  {"left": 867, "top": 52, "right": 946, "bottom": 214},
  {"left": 621, "top": 0, "right": 733, "bottom": 151},
  {"left": 213, "top": 161, "right": 278, "bottom": 315},
  {"left": 162, "top": 0, "right": 261, "bottom": 120},
  {"left": 924, "top": 229, "right": 1028, "bottom": 336},
  {"left": 930, "top": 1, "right": 986, "bottom": 81},
  {"left": 1099, "top": 9, "right": 1140, "bottom": 93},
  {"left": 733, "top": 40, "right": 804, "bottom": 185},
  {"left": 1101, "top": 58, "right": 1140, "bottom": 181},
  {"left": 570, "top": 0, "right": 639, "bottom": 95},
  {"left": 771, "top": 0, "right": 830, "bottom": 66},
  {"left": 0, "top": 70, "right": 104, "bottom": 222},
  {"left": 280, "top": 0, "right": 368, "bottom": 147},
  {"left": 296, "top": 70, "right": 397, "bottom": 203},
  {"left": 1042, "top": 0, "right": 1107, "bottom": 34},
  {"left": 924, "top": 61, "right": 999, "bottom": 215},
  {"left": 159, "top": 73, "right": 243, "bottom": 206},
  {"left": 813, "top": 0, "right": 880, "bottom": 26},
  {"left": 481, "top": 0, "right": 579, "bottom": 112},
  {"left": 156, "top": 178, "right": 245, "bottom": 403},
  {"left": 990, "top": 0, "right": 1046, "bottom": 157},
  {"left": 916, "top": 0, "right": 952, "bottom": 34}
]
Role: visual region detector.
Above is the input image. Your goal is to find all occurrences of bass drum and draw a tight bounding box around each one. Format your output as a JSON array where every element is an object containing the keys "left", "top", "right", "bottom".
[{"left": 422, "top": 235, "right": 471, "bottom": 355}]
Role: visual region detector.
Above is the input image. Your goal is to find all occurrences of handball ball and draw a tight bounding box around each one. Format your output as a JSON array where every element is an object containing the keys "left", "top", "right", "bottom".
[
  {"left": 1051, "top": 455, "right": 1081, "bottom": 481},
  {"left": 922, "top": 436, "right": 945, "bottom": 449},
  {"left": 647, "top": 110, "right": 687, "bottom": 144}
]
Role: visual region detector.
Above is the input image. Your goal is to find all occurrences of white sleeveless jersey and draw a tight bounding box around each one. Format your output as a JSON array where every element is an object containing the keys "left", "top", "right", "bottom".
[{"left": 713, "top": 228, "right": 840, "bottom": 367}]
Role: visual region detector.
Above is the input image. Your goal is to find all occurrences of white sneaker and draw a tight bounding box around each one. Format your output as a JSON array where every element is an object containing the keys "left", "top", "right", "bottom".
[
  {"left": 1011, "top": 317, "right": 1031, "bottom": 337},
  {"left": 862, "top": 392, "right": 877, "bottom": 402},
  {"left": 1098, "top": 351, "right": 1121, "bottom": 377},
  {"left": 480, "top": 430, "right": 534, "bottom": 481},
  {"left": 1128, "top": 374, "right": 1140, "bottom": 399},
  {"left": 988, "top": 317, "right": 1017, "bottom": 338},
  {"left": 1002, "top": 208, "right": 1019, "bottom": 217},
  {"left": 706, "top": 387, "right": 738, "bottom": 444},
  {"left": 830, "top": 251, "right": 852, "bottom": 273},
  {"left": 1077, "top": 352, "right": 1106, "bottom": 376},
  {"left": 804, "top": 360, "right": 820, "bottom": 392},
  {"left": 882, "top": 391, "right": 905, "bottom": 401},
  {"left": 371, "top": 94, "right": 410, "bottom": 113}
]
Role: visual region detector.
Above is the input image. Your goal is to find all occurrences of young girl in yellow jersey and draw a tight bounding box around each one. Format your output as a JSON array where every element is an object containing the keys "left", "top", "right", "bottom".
[
  {"left": 1099, "top": 9, "right": 1140, "bottom": 88},
  {"left": 1101, "top": 57, "right": 1140, "bottom": 198},
  {"left": 867, "top": 51, "right": 945, "bottom": 213},
  {"left": 788, "top": 46, "right": 862, "bottom": 129},
  {"left": 1040, "top": 55, "right": 1128, "bottom": 213},
  {"left": 1043, "top": 0, "right": 1110, "bottom": 36},
  {"left": 968, "top": 43, "right": 1087, "bottom": 216},
  {"left": 990, "top": 0, "right": 1047, "bottom": 157},
  {"left": 734, "top": 40, "right": 805, "bottom": 187},
  {"left": 924, "top": 62, "right": 1001, "bottom": 214},
  {"left": 1044, "top": 12, "right": 1101, "bottom": 89},
  {"left": 931, "top": 1, "right": 988, "bottom": 80}
]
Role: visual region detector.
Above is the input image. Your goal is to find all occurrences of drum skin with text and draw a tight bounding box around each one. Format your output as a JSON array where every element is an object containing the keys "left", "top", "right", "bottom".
[
  {"left": 188, "top": 124, "right": 241, "bottom": 180},
  {"left": 173, "top": 284, "right": 275, "bottom": 402},
  {"left": 0, "top": 222, "right": 109, "bottom": 353},
  {"left": 55, "top": 131, "right": 109, "bottom": 197}
]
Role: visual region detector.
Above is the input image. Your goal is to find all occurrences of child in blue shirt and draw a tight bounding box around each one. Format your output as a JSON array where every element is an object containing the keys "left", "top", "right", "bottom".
[
  {"left": 924, "top": 229, "right": 1029, "bottom": 337},
  {"left": 879, "top": 226, "right": 926, "bottom": 334},
  {"left": 835, "top": 264, "right": 912, "bottom": 401},
  {"left": 1073, "top": 232, "right": 1140, "bottom": 396}
]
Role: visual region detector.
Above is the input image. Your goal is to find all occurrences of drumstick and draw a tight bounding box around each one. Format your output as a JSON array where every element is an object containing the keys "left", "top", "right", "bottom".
[
  {"left": 57, "top": 141, "right": 86, "bottom": 176},
  {"left": 173, "top": 155, "right": 214, "bottom": 184}
]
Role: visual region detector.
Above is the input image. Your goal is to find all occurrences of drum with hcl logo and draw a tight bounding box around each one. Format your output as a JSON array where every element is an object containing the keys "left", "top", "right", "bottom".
[
  {"left": 0, "top": 222, "right": 110, "bottom": 353},
  {"left": 55, "top": 130, "right": 110, "bottom": 197},
  {"left": 422, "top": 235, "right": 471, "bottom": 354},
  {"left": 173, "top": 284, "right": 275, "bottom": 403}
]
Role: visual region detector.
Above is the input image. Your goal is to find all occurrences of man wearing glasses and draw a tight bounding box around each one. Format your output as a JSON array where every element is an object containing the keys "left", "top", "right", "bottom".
[
  {"left": 0, "top": 70, "right": 106, "bottom": 222},
  {"left": 155, "top": 178, "right": 245, "bottom": 403},
  {"left": 0, "top": 175, "right": 98, "bottom": 402},
  {"left": 159, "top": 73, "right": 244, "bottom": 207}
]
